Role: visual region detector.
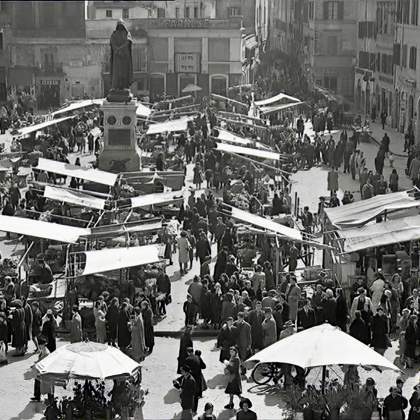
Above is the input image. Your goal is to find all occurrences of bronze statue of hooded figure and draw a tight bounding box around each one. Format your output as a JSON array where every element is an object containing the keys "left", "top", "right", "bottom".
[{"left": 110, "top": 20, "right": 133, "bottom": 91}]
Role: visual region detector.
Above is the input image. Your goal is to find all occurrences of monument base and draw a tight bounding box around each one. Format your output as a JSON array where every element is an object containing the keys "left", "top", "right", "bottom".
[
  {"left": 98, "top": 98, "right": 141, "bottom": 173},
  {"left": 98, "top": 148, "right": 141, "bottom": 173}
]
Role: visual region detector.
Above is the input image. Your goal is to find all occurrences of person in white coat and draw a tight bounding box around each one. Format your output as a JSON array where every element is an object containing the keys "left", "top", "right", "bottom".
[
  {"left": 370, "top": 275, "right": 385, "bottom": 310},
  {"left": 350, "top": 287, "right": 374, "bottom": 321}
]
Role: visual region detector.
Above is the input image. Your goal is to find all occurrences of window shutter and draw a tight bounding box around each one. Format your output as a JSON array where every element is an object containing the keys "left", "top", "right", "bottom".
[
  {"left": 338, "top": 1, "right": 344, "bottom": 20},
  {"left": 323, "top": 1, "right": 328, "bottom": 19},
  {"left": 393, "top": 44, "right": 400, "bottom": 65}
]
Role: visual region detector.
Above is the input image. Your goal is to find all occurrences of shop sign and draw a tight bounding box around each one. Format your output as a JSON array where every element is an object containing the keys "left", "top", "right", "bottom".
[
  {"left": 175, "top": 53, "right": 200, "bottom": 73},
  {"left": 40, "top": 80, "right": 60, "bottom": 86}
]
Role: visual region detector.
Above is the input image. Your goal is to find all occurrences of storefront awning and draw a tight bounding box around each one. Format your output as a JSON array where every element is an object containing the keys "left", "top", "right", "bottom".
[
  {"left": 325, "top": 191, "right": 420, "bottom": 228},
  {"left": 36, "top": 158, "right": 118, "bottom": 187},
  {"left": 17, "top": 116, "right": 74, "bottom": 137},
  {"left": 0, "top": 215, "right": 89, "bottom": 243},
  {"left": 44, "top": 185, "right": 106, "bottom": 210},
  {"left": 130, "top": 191, "right": 184, "bottom": 209},
  {"left": 80, "top": 244, "right": 160, "bottom": 276},
  {"left": 216, "top": 142, "right": 282, "bottom": 161},
  {"left": 338, "top": 215, "right": 420, "bottom": 253},
  {"left": 146, "top": 116, "right": 194, "bottom": 135},
  {"left": 255, "top": 92, "right": 301, "bottom": 107}
]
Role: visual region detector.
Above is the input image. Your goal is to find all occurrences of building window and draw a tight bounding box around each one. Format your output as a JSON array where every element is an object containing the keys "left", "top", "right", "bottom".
[
  {"left": 194, "top": 6, "right": 199, "bottom": 18},
  {"left": 122, "top": 8, "right": 129, "bottom": 19},
  {"left": 0, "top": 32, "right": 3, "bottom": 51},
  {"left": 324, "top": 76, "right": 338, "bottom": 91},
  {"left": 411, "top": 0, "right": 419, "bottom": 25},
  {"left": 228, "top": 7, "right": 241, "bottom": 17},
  {"left": 185, "top": 7, "right": 190, "bottom": 18},
  {"left": 105, "top": 9, "right": 112, "bottom": 18},
  {"left": 175, "top": 7, "right": 180, "bottom": 18},
  {"left": 323, "top": 1, "right": 344, "bottom": 20},
  {"left": 326, "top": 36, "right": 338, "bottom": 55},
  {"left": 359, "top": 51, "right": 369, "bottom": 69},
  {"left": 402, "top": 44, "right": 408, "bottom": 67},
  {"left": 157, "top": 8, "right": 165, "bottom": 18},
  {"left": 409, "top": 46, "right": 417, "bottom": 69},
  {"left": 309, "top": 1, "right": 314, "bottom": 19}
]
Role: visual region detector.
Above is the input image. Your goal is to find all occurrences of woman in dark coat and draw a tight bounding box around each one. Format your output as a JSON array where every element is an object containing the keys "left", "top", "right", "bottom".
[
  {"left": 41, "top": 311, "right": 56, "bottom": 353},
  {"left": 209, "top": 286, "right": 223, "bottom": 328},
  {"left": 213, "top": 249, "right": 228, "bottom": 282},
  {"left": 349, "top": 311, "right": 370, "bottom": 345},
  {"left": 23, "top": 300, "right": 33, "bottom": 351},
  {"left": 335, "top": 288, "right": 349, "bottom": 332},
  {"left": 370, "top": 308, "right": 389, "bottom": 355},
  {"left": 200, "top": 281, "right": 212, "bottom": 325},
  {"left": 141, "top": 300, "right": 154, "bottom": 354},
  {"left": 117, "top": 302, "right": 131, "bottom": 352},
  {"left": 405, "top": 315, "right": 418, "bottom": 368},
  {"left": 224, "top": 346, "right": 242, "bottom": 410},
  {"left": 106, "top": 297, "right": 119, "bottom": 347},
  {"left": 177, "top": 327, "right": 193, "bottom": 374},
  {"left": 409, "top": 384, "right": 420, "bottom": 420},
  {"left": 217, "top": 318, "right": 236, "bottom": 363},
  {"left": 11, "top": 300, "right": 26, "bottom": 355},
  {"left": 31, "top": 301, "right": 42, "bottom": 351}
]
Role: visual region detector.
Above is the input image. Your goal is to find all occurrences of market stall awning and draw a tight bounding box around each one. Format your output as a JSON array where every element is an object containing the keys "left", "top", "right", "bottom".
[
  {"left": 325, "top": 191, "right": 420, "bottom": 228},
  {"left": 51, "top": 99, "right": 103, "bottom": 117},
  {"left": 87, "top": 220, "right": 162, "bottom": 238},
  {"left": 36, "top": 158, "right": 118, "bottom": 187},
  {"left": 247, "top": 323, "right": 399, "bottom": 371},
  {"left": 17, "top": 116, "right": 74, "bottom": 137},
  {"left": 224, "top": 205, "right": 302, "bottom": 241},
  {"left": 215, "top": 142, "right": 282, "bottom": 161},
  {"left": 259, "top": 102, "right": 303, "bottom": 114},
  {"left": 215, "top": 128, "right": 271, "bottom": 150},
  {"left": 44, "top": 185, "right": 106, "bottom": 210},
  {"left": 338, "top": 214, "right": 420, "bottom": 253},
  {"left": 210, "top": 94, "right": 248, "bottom": 108},
  {"left": 255, "top": 92, "right": 301, "bottom": 107},
  {"left": 136, "top": 102, "right": 152, "bottom": 117},
  {"left": 130, "top": 191, "right": 184, "bottom": 209},
  {"left": 146, "top": 116, "right": 194, "bottom": 135},
  {"left": 80, "top": 244, "right": 160, "bottom": 276},
  {"left": 36, "top": 342, "right": 139, "bottom": 380},
  {"left": 0, "top": 215, "right": 89, "bottom": 243}
]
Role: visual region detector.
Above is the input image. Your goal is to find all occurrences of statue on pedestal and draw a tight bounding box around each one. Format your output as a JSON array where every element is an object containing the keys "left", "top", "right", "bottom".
[{"left": 107, "top": 20, "right": 133, "bottom": 102}]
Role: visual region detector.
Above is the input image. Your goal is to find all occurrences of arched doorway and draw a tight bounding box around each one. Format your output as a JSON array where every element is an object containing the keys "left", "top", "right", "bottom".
[{"left": 149, "top": 73, "right": 165, "bottom": 101}]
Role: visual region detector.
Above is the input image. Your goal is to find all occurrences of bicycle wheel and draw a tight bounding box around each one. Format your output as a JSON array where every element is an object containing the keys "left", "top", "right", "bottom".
[{"left": 251, "top": 363, "right": 274, "bottom": 385}]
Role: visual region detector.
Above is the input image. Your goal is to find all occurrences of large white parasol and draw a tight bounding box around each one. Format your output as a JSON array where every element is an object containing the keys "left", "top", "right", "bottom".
[
  {"left": 35, "top": 342, "right": 140, "bottom": 380},
  {"left": 247, "top": 323, "right": 400, "bottom": 372},
  {"left": 181, "top": 84, "right": 202, "bottom": 93}
]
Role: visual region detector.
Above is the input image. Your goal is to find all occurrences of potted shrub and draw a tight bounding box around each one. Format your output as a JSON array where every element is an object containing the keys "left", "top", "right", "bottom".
[
  {"left": 323, "top": 380, "right": 349, "bottom": 420},
  {"left": 304, "top": 386, "right": 326, "bottom": 420},
  {"left": 283, "top": 384, "right": 306, "bottom": 420}
]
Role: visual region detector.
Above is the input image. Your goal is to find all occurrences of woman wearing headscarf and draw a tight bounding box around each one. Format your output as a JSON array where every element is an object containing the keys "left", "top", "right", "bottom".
[{"left": 11, "top": 300, "right": 26, "bottom": 356}]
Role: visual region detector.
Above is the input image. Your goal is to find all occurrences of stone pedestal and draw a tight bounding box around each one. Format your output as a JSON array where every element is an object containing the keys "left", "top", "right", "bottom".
[{"left": 98, "top": 99, "right": 141, "bottom": 173}]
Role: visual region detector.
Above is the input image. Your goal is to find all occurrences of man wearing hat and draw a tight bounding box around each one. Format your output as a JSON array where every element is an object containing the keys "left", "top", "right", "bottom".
[
  {"left": 236, "top": 398, "right": 257, "bottom": 420},
  {"left": 32, "top": 255, "right": 53, "bottom": 285},
  {"left": 173, "top": 364, "right": 197, "bottom": 420}
]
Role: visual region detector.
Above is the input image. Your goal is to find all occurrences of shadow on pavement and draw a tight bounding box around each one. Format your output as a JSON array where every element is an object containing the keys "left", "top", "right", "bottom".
[
  {"left": 206, "top": 373, "right": 227, "bottom": 389},
  {"left": 163, "top": 387, "right": 180, "bottom": 405},
  {"left": 9, "top": 401, "right": 44, "bottom": 420}
]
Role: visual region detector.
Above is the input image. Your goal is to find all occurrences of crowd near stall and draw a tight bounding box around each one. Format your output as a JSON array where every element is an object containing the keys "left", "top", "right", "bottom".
[{"left": 0, "top": 56, "right": 419, "bottom": 420}]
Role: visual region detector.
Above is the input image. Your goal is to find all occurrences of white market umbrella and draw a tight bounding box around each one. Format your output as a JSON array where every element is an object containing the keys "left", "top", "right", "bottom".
[
  {"left": 247, "top": 323, "right": 399, "bottom": 372},
  {"left": 36, "top": 342, "right": 140, "bottom": 380},
  {"left": 181, "top": 84, "right": 202, "bottom": 93}
]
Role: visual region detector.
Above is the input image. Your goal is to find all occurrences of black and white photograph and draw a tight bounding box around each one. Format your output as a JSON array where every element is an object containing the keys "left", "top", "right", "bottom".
[{"left": 0, "top": 0, "right": 419, "bottom": 419}]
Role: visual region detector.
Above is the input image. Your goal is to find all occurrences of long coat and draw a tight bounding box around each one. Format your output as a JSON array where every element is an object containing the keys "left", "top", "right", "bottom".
[
  {"left": 179, "top": 373, "right": 197, "bottom": 410},
  {"left": 224, "top": 356, "right": 242, "bottom": 396},
  {"left": 117, "top": 307, "right": 131, "bottom": 349},
  {"left": 262, "top": 317, "right": 277, "bottom": 348},
  {"left": 130, "top": 314, "right": 146, "bottom": 362},
  {"left": 185, "top": 353, "right": 206, "bottom": 398},
  {"left": 142, "top": 308, "right": 154, "bottom": 351},
  {"left": 371, "top": 314, "right": 388, "bottom": 349},
  {"left": 217, "top": 325, "right": 236, "bottom": 363},
  {"left": 248, "top": 309, "right": 264, "bottom": 349},
  {"left": 286, "top": 284, "right": 301, "bottom": 322},
  {"left": 69, "top": 313, "right": 83, "bottom": 343},
  {"left": 11, "top": 307, "right": 26, "bottom": 349},
  {"left": 178, "top": 332, "right": 193, "bottom": 373},
  {"left": 327, "top": 170, "right": 339, "bottom": 191},
  {"left": 177, "top": 236, "right": 190, "bottom": 265}
]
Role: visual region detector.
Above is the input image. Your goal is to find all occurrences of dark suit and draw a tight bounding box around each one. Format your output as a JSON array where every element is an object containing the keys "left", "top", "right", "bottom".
[
  {"left": 185, "top": 354, "right": 206, "bottom": 412},
  {"left": 297, "top": 307, "right": 316, "bottom": 330}
]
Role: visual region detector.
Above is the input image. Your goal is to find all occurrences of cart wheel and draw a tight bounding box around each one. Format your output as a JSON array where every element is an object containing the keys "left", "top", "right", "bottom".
[{"left": 251, "top": 363, "right": 274, "bottom": 385}]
